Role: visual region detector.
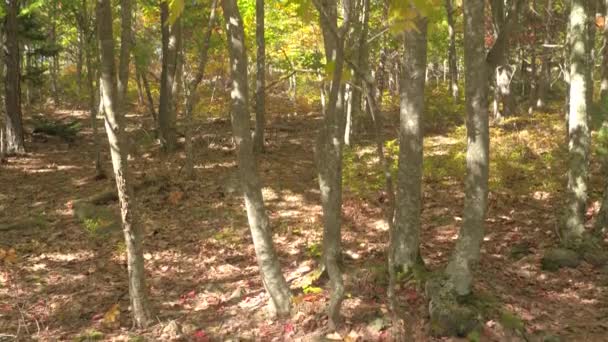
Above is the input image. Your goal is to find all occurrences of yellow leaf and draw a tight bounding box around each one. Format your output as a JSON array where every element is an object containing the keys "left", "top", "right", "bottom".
[
  {"left": 166, "top": 0, "right": 184, "bottom": 26},
  {"left": 103, "top": 304, "right": 120, "bottom": 324}
]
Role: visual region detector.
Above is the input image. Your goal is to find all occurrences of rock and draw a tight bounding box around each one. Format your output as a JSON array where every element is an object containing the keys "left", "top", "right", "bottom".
[
  {"left": 427, "top": 278, "right": 479, "bottom": 337},
  {"left": 541, "top": 248, "right": 580, "bottom": 271}
]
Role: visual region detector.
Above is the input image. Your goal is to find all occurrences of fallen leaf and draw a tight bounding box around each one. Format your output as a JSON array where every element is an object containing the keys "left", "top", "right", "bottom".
[{"left": 102, "top": 304, "right": 120, "bottom": 325}]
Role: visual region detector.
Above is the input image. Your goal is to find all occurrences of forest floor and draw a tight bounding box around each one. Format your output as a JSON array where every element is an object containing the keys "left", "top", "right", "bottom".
[{"left": 1, "top": 94, "right": 608, "bottom": 341}]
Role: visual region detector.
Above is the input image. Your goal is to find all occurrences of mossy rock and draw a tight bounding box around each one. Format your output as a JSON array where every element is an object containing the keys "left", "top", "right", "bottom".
[
  {"left": 541, "top": 248, "right": 580, "bottom": 271},
  {"left": 72, "top": 201, "right": 121, "bottom": 237},
  {"left": 426, "top": 277, "right": 480, "bottom": 337}
]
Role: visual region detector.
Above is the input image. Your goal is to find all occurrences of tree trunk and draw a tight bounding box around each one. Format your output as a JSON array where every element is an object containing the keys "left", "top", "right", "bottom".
[
  {"left": 537, "top": 0, "right": 553, "bottom": 109},
  {"left": 344, "top": 0, "right": 369, "bottom": 146},
  {"left": 313, "top": 0, "right": 350, "bottom": 329},
  {"left": 158, "top": 1, "right": 179, "bottom": 152},
  {"left": 393, "top": 16, "right": 428, "bottom": 275},
  {"left": 445, "top": 0, "right": 459, "bottom": 100},
  {"left": 138, "top": 67, "right": 156, "bottom": 123},
  {"left": 77, "top": 31, "right": 84, "bottom": 89},
  {"left": 253, "top": 0, "right": 265, "bottom": 153},
  {"left": 184, "top": 0, "right": 218, "bottom": 178},
  {"left": 4, "top": 0, "right": 24, "bottom": 155},
  {"left": 601, "top": 0, "right": 608, "bottom": 104},
  {"left": 586, "top": 0, "right": 597, "bottom": 106},
  {"left": 50, "top": 4, "right": 60, "bottom": 107},
  {"left": 136, "top": 71, "right": 144, "bottom": 105},
  {"left": 561, "top": 0, "right": 590, "bottom": 246},
  {"left": 96, "top": 0, "right": 151, "bottom": 328},
  {"left": 118, "top": 0, "right": 132, "bottom": 106},
  {"left": 445, "top": 0, "right": 489, "bottom": 296},
  {"left": 221, "top": 0, "right": 291, "bottom": 317},
  {"left": 83, "top": 0, "right": 103, "bottom": 177}
]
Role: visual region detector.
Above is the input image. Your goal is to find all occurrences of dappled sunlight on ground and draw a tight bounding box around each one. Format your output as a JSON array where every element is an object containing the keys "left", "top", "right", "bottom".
[{"left": 1, "top": 101, "right": 607, "bottom": 340}]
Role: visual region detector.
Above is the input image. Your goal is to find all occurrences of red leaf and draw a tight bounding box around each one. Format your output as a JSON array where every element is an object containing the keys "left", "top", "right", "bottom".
[{"left": 193, "top": 330, "right": 209, "bottom": 342}]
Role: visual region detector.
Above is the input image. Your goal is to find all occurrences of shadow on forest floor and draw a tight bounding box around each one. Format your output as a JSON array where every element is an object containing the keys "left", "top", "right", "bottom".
[{"left": 1, "top": 98, "right": 607, "bottom": 341}]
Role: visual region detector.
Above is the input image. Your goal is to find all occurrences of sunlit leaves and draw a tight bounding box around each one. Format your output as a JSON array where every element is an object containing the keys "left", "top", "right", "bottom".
[
  {"left": 388, "top": 0, "right": 442, "bottom": 36},
  {"left": 166, "top": 0, "right": 184, "bottom": 25}
]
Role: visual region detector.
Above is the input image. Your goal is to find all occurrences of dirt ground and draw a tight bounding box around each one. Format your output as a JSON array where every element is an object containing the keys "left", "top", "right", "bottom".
[{"left": 1, "top": 98, "right": 607, "bottom": 341}]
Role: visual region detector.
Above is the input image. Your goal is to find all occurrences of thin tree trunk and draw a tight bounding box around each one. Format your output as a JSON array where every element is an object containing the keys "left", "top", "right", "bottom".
[
  {"left": 445, "top": 0, "right": 458, "bottom": 100},
  {"left": 77, "top": 31, "right": 84, "bottom": 89},
  {"left": 537, "top": 0, "right": 553, "bottom": 109},
  {"left": 602, "top": 0, "right": 608, "bottom": 104},
  {"left": 4, "top": 0, "right": 24, "bottom": 154},
  {"left": 561, "top": 0, "right": 590, "bottom": 245},
  {"left": 393, "top": 16, "right": 428, "bottom": 275},
  {"left": 83, "top": 0, "right": 103, "bottom": 177},
  {"left": 136, "top": 71, "right": 144, "bottom": 106},
  {"left": 445, "top": 0, "right": 489, "bottom": 296},
  {"left": 253, "top": 0, "right": 265, "bottom": 153},
  {"left": 50, "top": 3, "right": 60, "bottom": 107},
  {"left": 183, "top": 0, "right": 218, "bottom": 178},
  {"left": 158, "top": 1, "right": 179, "bottom": 152},
  {"left": 138, "top": 67, "right": 156, "bottom": 123},
  {"left": 313, "top": 0, "right": 350, "bottom": 329},
  {"left": 96, "top": 0, "right": 151, "bottom": 328},
  {"left": 221, "top": 0, "right": 291, "bottom": 317},
  {"left": 600, "top": 0, "right": 608, "bottom": 104},
  {"left": 118, "top": 0, "right": 132, "bottom": 106}
]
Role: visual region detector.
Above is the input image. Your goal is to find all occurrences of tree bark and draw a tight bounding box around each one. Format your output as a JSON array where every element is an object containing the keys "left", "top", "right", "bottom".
[
  {"left": 253, "top": 0, "right": 265, "bottom": 153},
  {"left": 118, "top": 0, "right": 132, "bottom": 106},
  {"left": 96, "top": 0, "right": 151, "bottom": 328},
  {"left": 313, "top": 0, "right": 350, "bottom": 329},
  {"left": 602, "top": 0, "right": 608, "bottom": 104},
  {"left": 158, "top": 1, "right": 180, "bottom": 152},
  {"left": 4, "top": 0, "right": 24, "bottom": 154},
  {"left": 83, "top": 0, "right": 103, "bottom": 177},
  {"left": 183, "top": 0, "right": 217, "bottom": 178},
  {"left": 561, "top": 0, "right": 590, "bottom": 245},
  {"left": 393, "top": 16, "right": 428, "bottom": 275},
  {"left": 221, "top": 0, "right": 291, "bottom": 317},
  {"left": 445, "top": 0, "right": 459, "bottom": 100},
  {"left": 50, "top": 3, "right": 60, "bottom": 107},
  {"left": 445, "top": 0, "right": 489, "bottom": 296}
]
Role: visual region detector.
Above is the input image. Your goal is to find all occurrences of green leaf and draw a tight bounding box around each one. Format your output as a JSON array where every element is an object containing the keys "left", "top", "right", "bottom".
[{"left": 166, "top": 0, "right": 184, "bottom": 26}]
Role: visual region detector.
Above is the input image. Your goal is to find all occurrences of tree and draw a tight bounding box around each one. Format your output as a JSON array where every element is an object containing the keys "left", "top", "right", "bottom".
[
  {"left": 96, "top": 0, "right": 151, "bottom": 327},
  {"left": 221, "top": 0, "right": 292, "bottom": 317},
  {"left": 312, "top": 0, "right": 350, "bottom": 329},
  {"left": 445, "top": 0, "right": 458, "bottom": 100},
  {"left": 81, "top": 0, "right": 103, "bottom": 177},
  {"left": 393, "top": 14, "right": 428, "bottom": 276},
  {"left": 561, "top": 0, "right": 590, "bottom": 245},
  {"left": 4, "top": 0, "right": 25, "bottom": 154},
  {"left": 158, "top": 1, "right": 181, "bottom": 152},
  {"left": 183, "top": 0, "right": 218, "bottom": 177},
  {"left": 118, "top": 0, "right": 133, "bottom": 106},
  {"left": 601, "top": 0, "right": 608, "bottom": 104},
  {"left": 444, "top": 0, "right": 490, "bottom": 297},
  {"left": 253, "top": 0, "right": 265, "bottom": 153}
]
